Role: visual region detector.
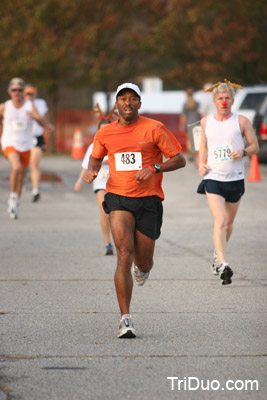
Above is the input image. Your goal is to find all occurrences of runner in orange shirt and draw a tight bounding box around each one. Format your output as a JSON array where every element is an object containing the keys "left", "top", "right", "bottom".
[{"left": 84, "top": 83, "right": 186, "bottom": 338}]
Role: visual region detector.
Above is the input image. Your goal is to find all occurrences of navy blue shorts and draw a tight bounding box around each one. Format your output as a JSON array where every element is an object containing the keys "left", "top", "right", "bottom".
[
  {"left": 197, "top": 179, "right": 245, "bottom": 203},
  {"left": 102, "top": 193, "right": 163, "bottom": 240}
]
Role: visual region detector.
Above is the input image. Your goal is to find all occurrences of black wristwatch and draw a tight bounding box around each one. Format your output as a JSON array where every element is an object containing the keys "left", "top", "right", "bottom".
[
  {"left": 154, "top": 164, "right": 161, "bottom": 173},
  {"left": 242, "top": 149, "right": 247, "bottom": 157}
]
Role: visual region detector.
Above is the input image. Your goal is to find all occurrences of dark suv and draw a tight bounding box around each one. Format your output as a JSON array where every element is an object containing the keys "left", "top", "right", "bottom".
[{"left": 253, "top": 95, "right": 267, "bottom": 162}]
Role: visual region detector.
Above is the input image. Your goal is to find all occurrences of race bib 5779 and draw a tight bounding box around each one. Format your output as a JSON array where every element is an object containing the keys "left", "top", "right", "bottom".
[{"left": 213, "top": 144, "right": 233, "bottom": 163}]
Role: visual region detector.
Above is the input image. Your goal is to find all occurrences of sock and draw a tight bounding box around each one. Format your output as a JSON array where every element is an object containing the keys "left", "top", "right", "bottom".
[
  {"left": 221, "top": 262, "right": 229, "bottom": 268},
  {"left": 32, "top": 188, "right": 39, "bottom": 195},
  {"left": 10, "top": 192, "right": 18, "bottom": 200},
  {"left": 122, "top": 314, "right": 131, "bottom": 320},
  {"left": 218, "top": 262, "right": 228, "bottom": 272}
]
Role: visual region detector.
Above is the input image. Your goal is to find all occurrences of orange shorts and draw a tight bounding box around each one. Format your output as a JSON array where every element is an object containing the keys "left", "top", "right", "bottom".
[{"left": 3, "top": 147, "right": 31, "bottom": 167}]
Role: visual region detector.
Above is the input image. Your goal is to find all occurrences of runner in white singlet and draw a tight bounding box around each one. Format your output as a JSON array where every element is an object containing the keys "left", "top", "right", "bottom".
[
  {"left": 74, "top": 118, "right": 114, "bottom": 255},
  {"left": 0, "top": 78, "right": 46, "bottom": 219},
  {"left": 198, "top": 80, "right": 259, "bottom": 285}
]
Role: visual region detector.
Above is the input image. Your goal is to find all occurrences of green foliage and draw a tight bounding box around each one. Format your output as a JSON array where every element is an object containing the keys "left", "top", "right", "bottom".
[
  {"left": 0, "top": 0, "right": 266, "bottom": 97},
  {"left": 138, "top": 0, "right": 267, "bottom": 87}
]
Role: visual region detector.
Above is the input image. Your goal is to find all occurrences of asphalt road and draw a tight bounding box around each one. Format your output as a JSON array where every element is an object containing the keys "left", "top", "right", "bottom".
[{"left": 0, "top": 154, "right": 266, "bottom": 400}]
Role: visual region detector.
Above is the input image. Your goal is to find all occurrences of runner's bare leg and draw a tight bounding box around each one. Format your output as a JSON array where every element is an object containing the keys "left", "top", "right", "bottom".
[{"left": 110, "top": 210, "right": 135, "bottom": 316}]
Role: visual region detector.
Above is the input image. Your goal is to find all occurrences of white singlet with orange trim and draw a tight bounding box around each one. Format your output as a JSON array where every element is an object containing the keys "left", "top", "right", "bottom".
[
  {"left": 1, "top": 100, "right": 34, "bottom": 151},
  {"left": 204, "top": 113, "right": 245, "bottom": 182}
]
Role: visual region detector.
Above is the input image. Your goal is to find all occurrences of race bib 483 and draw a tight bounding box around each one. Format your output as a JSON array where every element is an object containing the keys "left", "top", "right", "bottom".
[{"left": 115, "top": 152, "right": 142, "bottom": 171}]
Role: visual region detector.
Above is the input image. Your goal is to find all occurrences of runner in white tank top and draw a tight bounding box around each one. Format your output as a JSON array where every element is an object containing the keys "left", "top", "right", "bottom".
[
  {"left": 0, "top": 78, "right": 46, "bottom": 220},
  {"left": 204, "top": 113, "right": 245, "bottom": 182},
  {"left": 1, "top": 99, "right": 34, "bottom": 152},
  {"left": 74, "top": 118, "right": 114, "bottom": 256},
  {"left": 198, "top": 80, "right": 259, "bottom": 285},
  {"left": 24, "top": 84, "right": 55, "bottom": 202}
]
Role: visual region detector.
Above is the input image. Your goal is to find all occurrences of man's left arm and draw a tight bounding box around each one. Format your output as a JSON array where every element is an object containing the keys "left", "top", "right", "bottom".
[
  {"left": 43, "top": 110, "right": 55, "bottom": 132},
  {"left": 231, "top": 115, "right": 259, "bottom": 160},
  {"left": 156, "top": 153, "right": 186, "bottom": 172},
  {"left": 135, "top": 153, "right": 186, "bottom": 183}
]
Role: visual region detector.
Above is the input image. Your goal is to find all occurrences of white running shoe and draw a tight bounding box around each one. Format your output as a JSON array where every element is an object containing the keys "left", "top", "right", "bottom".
[
  {"left": 7, "top": 197, "right": 18, "bottom": 220},
  {"left": 117, "top": 317, "right": 136, "bottom": 339},
  {"left": 211, "top": 249, "right": 220, "bottom": 275},
  {"left": 133, "top": 265, "right": 149, "bottom": 286}
]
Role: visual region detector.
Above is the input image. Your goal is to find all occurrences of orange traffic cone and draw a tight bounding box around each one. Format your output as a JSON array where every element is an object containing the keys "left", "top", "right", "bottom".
[
  {"left": 248, "top": 154, "right": 261, "bottom": 182},
  {"left": 71, "top": 128, "right": 85, "bottom": 160}
]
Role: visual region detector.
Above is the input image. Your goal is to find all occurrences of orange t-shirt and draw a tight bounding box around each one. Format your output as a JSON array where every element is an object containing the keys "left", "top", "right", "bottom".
[{"left": 92, "top": 116, "right": 182, "bottom": 200}]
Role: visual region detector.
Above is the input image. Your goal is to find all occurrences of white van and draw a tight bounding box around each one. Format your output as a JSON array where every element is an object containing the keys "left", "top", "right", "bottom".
[{"left": 232, "top": 85, "right": 267, "bottom": 122}]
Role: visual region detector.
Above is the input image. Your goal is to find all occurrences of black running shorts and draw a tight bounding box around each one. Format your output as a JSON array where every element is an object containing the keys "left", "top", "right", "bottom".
[
  {"left": 33, "top": 135, "right": 47, "bottom": 151},
  {"left": 102, "top": 193, "right": 163, "bottom": 240}
]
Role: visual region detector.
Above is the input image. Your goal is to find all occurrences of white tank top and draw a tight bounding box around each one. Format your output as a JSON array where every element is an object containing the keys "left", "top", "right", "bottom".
[
  {"left": 32, "top": 98, "right": 48, "bottom": 137},
  {"left": 1, "top": 100, "right": 34, "bottom": 151},
  {"left": 204, "top": 113, "right": 245, "bottom": 182}
]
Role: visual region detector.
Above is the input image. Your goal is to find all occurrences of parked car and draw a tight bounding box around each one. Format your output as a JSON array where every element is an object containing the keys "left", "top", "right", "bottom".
[
  {"left": 253, "top": 95, "right": 267, "bottom": 162},
  {"left": 232, "top": 85, "right": 267, "bottom": 122}
]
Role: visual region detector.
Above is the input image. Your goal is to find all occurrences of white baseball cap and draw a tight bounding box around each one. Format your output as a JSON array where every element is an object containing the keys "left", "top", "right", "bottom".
[{"left": 116, "top": 83, "right": 141, "bottom": 98}]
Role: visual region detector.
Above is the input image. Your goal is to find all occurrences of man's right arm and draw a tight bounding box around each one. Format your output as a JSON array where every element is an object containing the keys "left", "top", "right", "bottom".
[
  {"left": 0, "top": 103, "right": 5, "bottom": 129},
  {"left": 0, "top": 103, "right": 5, "bottom": 117},
  {"left": 198, "top": 117, "right": 210, "bottom": 176},
  {"left": 84, "top": 155, "right": 103, "bottom": 184}
]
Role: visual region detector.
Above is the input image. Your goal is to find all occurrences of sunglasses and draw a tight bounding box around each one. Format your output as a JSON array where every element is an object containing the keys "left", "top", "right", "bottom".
[
  {"left": 25, "top": 92, "right": 36, "bottom": 96},
  {"left": 11, "top": 88, "right": 23, "bottom": 92}
]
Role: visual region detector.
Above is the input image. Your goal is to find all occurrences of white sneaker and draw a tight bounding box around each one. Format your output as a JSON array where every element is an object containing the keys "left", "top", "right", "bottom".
[
  {"left": 211, "top": 249, "right": 220, "bottom": 275},
  {"left": 117, "top": 317, "right": 136, "bottom": 338},
  {"left": 133, "top": 265, "right": 149, "bottom": 286},
  {"left": 7, "top": 197, "right": 18, "bottom": 220}
]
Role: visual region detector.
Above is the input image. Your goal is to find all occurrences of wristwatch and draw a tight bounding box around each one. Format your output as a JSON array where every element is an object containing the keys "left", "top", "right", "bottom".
[
  {"left": 154, "top": 164, "right": 161, "bottom": 173},
  {"left": 242, "top": 149, "right": 247, "bottom": 157}
]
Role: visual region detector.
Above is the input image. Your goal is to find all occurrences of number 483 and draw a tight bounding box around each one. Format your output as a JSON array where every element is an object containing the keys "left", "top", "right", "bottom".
[{"left": 121, "top": 153, "right": 136, "bottom": 164}]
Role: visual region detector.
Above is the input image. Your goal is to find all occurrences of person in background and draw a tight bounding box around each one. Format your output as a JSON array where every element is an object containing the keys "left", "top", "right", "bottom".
[
  {"left": 180, "top": 88, "right": 201, "bottom": 159},
  {"left": 197, "top": 79, "right": 259, "bottom": 285},
  {"left": 199, "top": 82, "right": 217, "bottom": 117},
  {"left": 0, "top": 78, "right": 46, "bottom": 219},
  {"left": 74, "top": 117, "right": 114, "bottom": 256},
  {"left": 24, "top": 84, "right": 55, "bottom": 202}
]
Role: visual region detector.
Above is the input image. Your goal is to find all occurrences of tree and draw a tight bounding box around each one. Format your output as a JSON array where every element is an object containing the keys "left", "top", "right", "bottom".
[
  {"left": 138, "top": 0, "right": 267, "bottom": 88},
  {"left": 0, "top": 0, "right": 151, "bottom": 96},
  {"left": 0, "top": 0, "right": 265, "bottom": 98}
]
